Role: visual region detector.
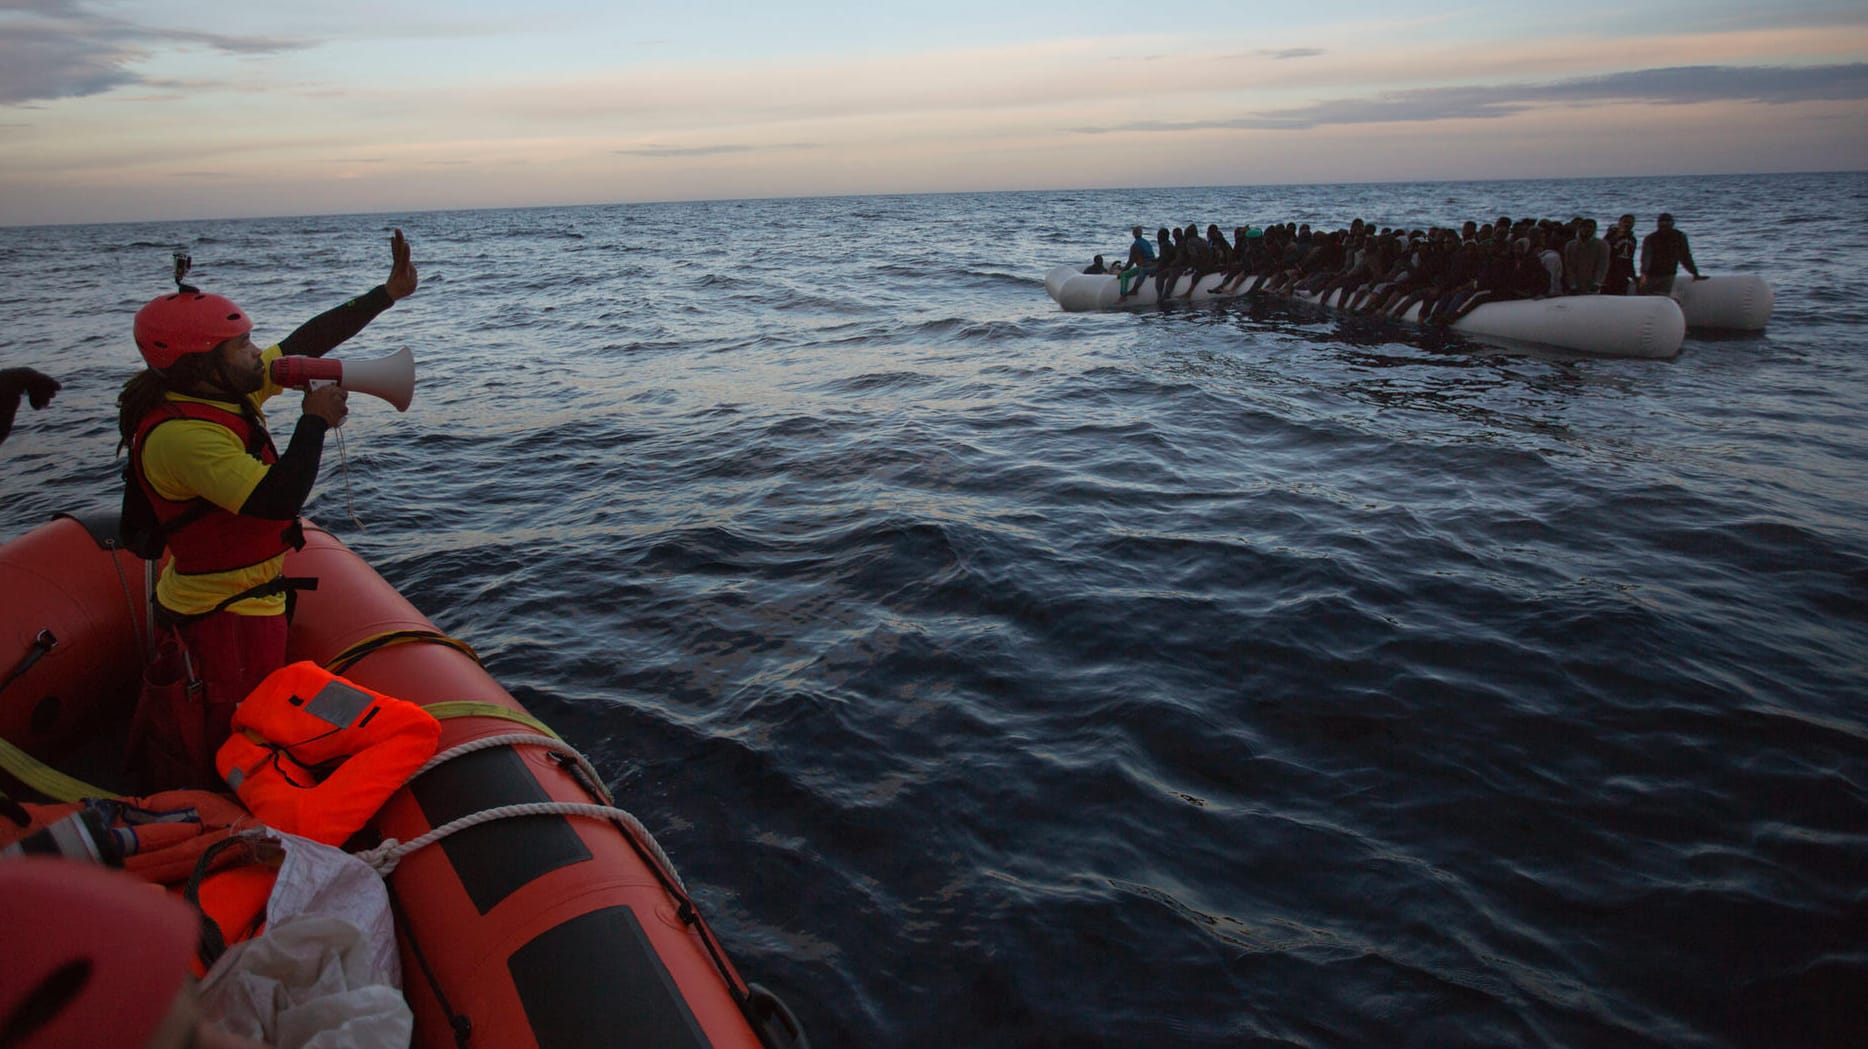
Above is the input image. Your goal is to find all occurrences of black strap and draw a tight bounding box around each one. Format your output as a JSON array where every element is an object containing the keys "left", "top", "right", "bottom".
[
  {"left": 155, "top": 498, "right": 216, "bottom": 541},
  {"left": 183, "top": 833, "right": 279, "bottom": 971},
  {"left": 159, "top": 504, "right": 303, "bottom": 550},
  {"left": 0, "top": 629, "right": 56, "bottom": 698},
  {"left": 154, "top": 576, "right": 319, "bottom": 629},
  {"left": 387, "top": 885, "right": 474, "bottom": 1046}
]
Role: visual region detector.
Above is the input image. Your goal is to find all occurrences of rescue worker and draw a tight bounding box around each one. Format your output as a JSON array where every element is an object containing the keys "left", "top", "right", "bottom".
[{"left": 115, "top": 231, "right": 418, "bottom": 789}]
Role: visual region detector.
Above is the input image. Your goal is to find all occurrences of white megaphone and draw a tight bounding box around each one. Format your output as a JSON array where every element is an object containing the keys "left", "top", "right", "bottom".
[{"left": 270, "top": 347, "right": 415, "bottom": 412}]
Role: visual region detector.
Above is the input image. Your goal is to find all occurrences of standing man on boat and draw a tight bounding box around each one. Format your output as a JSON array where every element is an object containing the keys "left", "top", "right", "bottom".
[
  {"left": 116, "top": 230, "right": 419, "bottom": 788},
  {"left": 1638, "top": 213, "right": 1705, "bottom": 295},
  {"left": 1603, "top": 214, "right": 1637, "bottom": 294},
  {"left": 1563, "top": 218, "right": 1610, "bottom": 295}
]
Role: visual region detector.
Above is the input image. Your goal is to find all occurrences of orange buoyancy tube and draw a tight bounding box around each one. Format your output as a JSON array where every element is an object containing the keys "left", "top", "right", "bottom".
[{"left": 217, "top": 660, "right": 440, "bottom": 846}]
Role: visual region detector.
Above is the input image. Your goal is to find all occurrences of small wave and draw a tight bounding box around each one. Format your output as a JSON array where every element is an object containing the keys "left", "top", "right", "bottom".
[
  {"left": 960, "top": 269, "right": 1037, "bottom": 287},
  {"left": 820, "top": 370, "right": 937, "bottom": 394},
  {"left": 902, "top": 317, "right": 1036, "bottom": 342},
  {"left": 495, "top": 227, "right": 585, "bottom": 240}
]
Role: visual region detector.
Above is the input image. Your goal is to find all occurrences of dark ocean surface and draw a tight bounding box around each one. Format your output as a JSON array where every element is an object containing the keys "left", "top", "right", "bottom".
[{"left": 2, "top": 172, "right": 1865, "bottom": 1048}]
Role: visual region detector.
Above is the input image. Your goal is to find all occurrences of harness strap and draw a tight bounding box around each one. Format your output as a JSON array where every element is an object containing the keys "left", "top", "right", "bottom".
[
  {"left": 157, "top": 498, "right": 216, "bottom": 540},
  {"left": 154, "top": 576, "right": 319, "bottom": 628}
]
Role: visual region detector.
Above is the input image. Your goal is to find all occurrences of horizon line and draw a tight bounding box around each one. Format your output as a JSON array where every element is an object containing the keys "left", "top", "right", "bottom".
[{"left": 3, "top": 167, "right": 1861, "bottom": 231}]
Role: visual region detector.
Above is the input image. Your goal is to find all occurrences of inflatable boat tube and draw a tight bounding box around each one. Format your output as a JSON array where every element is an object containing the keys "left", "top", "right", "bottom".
[
  {"left": 1044, "top": 265, "right": 1686, "bottom": 359},
  {"left": 0, "top": 514, "right": 804, "bottom": 1049},
  {"left": 1671, "top": 274, "right": 1773, "bottom": 330}
]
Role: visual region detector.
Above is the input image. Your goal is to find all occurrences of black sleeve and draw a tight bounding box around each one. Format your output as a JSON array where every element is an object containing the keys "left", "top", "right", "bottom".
[
  {"left": 239, "top": 415, "right": 329, "bottom": 519},
  {"left": 278, "top": 285, "right": 396, "bottom": 358},
  {"left": 0, "top": 373, "right": 22, "bottom": 444}
]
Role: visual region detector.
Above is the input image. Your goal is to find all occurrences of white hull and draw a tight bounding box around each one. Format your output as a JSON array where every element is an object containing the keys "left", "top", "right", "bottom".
[
  {"left": 1044, "top": 264, "right": 1771, "bottom": 359},
  {"left": 1670, "top": 274, "right": 1773, "bottom": 330}
]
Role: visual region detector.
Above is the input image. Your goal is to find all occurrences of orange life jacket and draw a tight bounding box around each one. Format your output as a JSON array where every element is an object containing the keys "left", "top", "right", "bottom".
[
  {"left": 0, "top": 789, "right": 254, "bottom": 883},
  {"left": 0, "top": 790, "right": 278, "bottom": 972},
  {"left": 216, "top": 661, "right": 440, "bottom": 846}
]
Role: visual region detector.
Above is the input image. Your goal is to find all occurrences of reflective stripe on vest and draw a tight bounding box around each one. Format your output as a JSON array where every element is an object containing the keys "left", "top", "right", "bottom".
[
  {"left": 131, "top": 399, "right": 297, "bottom": 574},
  {"left": 215, "top": 661, "right": 440, "bottom": 846}
]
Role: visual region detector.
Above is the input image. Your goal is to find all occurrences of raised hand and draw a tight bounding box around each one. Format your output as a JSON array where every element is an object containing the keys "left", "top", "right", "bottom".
[{"left": 385, "top": 228, "right": 418, "bottom": 301}]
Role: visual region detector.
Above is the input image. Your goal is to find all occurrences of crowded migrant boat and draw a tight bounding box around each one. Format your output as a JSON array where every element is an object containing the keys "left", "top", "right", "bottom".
[{"left": 1047, "top": 212, "right": 1772, "bottom": 359}]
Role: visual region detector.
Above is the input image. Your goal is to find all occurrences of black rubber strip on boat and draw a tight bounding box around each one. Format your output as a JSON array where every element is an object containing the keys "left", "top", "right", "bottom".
[
  {"left": 508, "top": 905, "right": 710, "bottom": 1049},
  {"left": 410, "top": 745, "right": 592, "bottom": 915}
]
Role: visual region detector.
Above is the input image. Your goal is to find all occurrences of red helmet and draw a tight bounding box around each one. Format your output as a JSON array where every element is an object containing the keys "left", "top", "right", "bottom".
[
  {"left": 134, "top": 291, "right": 252, "bottom": 370},
  {"left": 0, "top": 858, "right": 196, "bottom": 1048}
]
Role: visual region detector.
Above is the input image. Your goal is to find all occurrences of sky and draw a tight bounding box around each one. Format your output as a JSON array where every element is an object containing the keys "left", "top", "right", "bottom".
[{"left": 2, "top": 0, "right": 1866, "bottom": 225}]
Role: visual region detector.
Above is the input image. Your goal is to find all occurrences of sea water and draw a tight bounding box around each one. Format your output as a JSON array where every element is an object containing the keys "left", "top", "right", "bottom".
[{"left": 2, "top": 172, "right": 1865, "bottom": 1048}]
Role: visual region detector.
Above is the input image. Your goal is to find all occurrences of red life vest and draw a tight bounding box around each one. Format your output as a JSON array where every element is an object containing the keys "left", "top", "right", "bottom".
[
  {"left": 130, "top": 398, "right": 298, "bottom": 574},
  {"left": 216, "top": 661, "right": 441, "bottom": 847}
]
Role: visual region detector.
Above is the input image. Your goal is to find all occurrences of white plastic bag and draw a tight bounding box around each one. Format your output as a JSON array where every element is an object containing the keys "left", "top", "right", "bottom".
[{"left": 197, "top": 832, "right": 412, "bottom": 1049}]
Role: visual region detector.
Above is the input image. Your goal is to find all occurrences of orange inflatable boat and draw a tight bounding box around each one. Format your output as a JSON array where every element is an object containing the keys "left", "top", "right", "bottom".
[{"left": 0, "top": 512, "right": 806, "bottom": 1049}]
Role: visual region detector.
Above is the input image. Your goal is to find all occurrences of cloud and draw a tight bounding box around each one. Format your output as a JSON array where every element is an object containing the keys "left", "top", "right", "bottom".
[
  {"left": 1215, "top": 47, "right": 1325, "bottom": 61},
  {"left": 159, "top": 29, "right": 305, "bottom": 56},
  {"left": 1074, "top": 62, "right": 1868, "bottom": 133},
  {"left": 615, "top": 142, "right": 823, "bottom": 158},
  {"left": 0, "top": 0, "right": 311, "bottom": 105},
  {"left": 0, "top": 23, "right": 140, "bottom": 103}
]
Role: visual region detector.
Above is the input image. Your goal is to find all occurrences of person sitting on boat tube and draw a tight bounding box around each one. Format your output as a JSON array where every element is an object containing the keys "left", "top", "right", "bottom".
[
  {"left": 1638, "top": 213, "right": 1706, "bottom": 295},
  {"left": 1116, "top": 226, "right": 1159, "bottom": 299},
  {"left": 1148, "top": 226, "right": 1182, "bottom": 300},
  {"left": 114, "top": 231, "right": 418, "bottom": 790},
  {"left": 1171, "top": 224, "right": 1219, "bottom": 300},
  {"left": 1128, "top": 225, "right": 1155, "bottom": 268}
]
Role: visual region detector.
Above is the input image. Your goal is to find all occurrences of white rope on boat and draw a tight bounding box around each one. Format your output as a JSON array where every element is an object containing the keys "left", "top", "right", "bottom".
[
  {"left": 408, "top": 732, "right": 615, "bottom": 807},
  {"left": 355, "top": 734, "right": 680, "bottom": 887}
]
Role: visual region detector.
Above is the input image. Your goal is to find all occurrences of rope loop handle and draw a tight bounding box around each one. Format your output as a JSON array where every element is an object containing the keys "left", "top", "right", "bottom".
[{"left": 356, "top": 735, "right": 675, "bottom": 886}]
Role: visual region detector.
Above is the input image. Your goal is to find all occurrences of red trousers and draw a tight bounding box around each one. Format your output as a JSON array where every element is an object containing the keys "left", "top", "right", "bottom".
[{"left": 131, "top": 611, "right": 286, "bottom": 792}]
